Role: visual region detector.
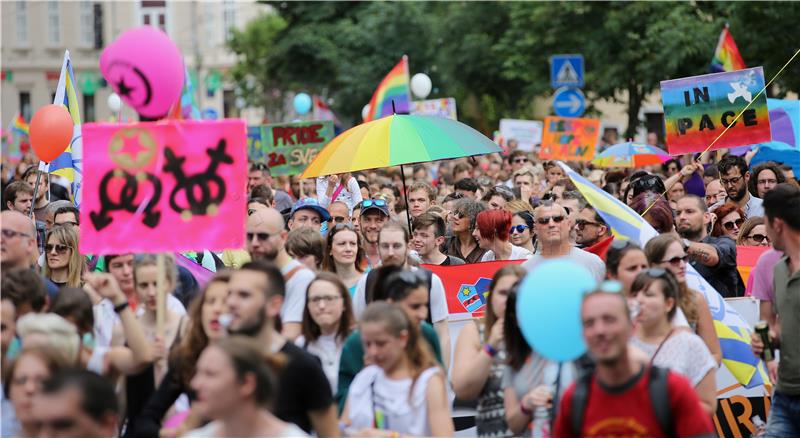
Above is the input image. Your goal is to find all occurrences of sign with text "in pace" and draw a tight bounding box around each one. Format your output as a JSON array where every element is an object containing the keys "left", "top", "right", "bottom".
[{"left": 661, "top": 67, "right": 771, "bottom": 155}]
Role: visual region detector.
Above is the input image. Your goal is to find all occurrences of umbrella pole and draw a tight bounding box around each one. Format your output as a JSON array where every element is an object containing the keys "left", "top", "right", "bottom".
[{"left": 400, "top": 164, "right": 413, "bottom": 232}]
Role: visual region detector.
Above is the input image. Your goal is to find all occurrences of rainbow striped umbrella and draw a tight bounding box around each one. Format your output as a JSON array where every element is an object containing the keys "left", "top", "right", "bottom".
[
  {"left": 301, "top": 114, "right": 502, "bottom": 178},
  {"left": 591, "top": 141, "right": 671, "bottom": 168}
]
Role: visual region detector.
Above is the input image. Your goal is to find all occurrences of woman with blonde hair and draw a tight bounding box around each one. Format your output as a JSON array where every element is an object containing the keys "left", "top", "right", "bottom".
[
  {"left": 43, "top": 224, "right": 84, "bottom": 288},
  {"left": 737, "top": 217, "right": 770, "bottom": 247}
]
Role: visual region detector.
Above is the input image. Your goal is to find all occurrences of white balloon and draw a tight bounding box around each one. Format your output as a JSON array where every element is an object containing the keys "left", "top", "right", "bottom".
[
  {"left": 107, "top": 93, "right": 122, "bottom": 112},
  {"left": 362, "top": 104, "right": 370, "bottom": 121},
  {"left": 410, "top": 73, "right": 432, "bottom": 99}
]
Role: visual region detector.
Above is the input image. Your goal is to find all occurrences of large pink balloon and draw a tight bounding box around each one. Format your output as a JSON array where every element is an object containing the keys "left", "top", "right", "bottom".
[{"left": 100, "top": 26, "right": 184, "bottom": 119}]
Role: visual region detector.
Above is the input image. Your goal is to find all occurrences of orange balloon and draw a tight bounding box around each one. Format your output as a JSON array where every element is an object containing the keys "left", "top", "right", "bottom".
[{"left": 29, "top": 104, "right": 73, "bottom": 163}]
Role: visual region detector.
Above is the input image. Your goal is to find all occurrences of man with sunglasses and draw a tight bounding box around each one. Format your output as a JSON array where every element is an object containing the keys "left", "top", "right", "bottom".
[
  {"left": 717, "top": 155, "right": 764, "bottom": 217},
  {"left": 327, "top": 201, "right": 351, "bottom": 227},
  {"left": 751, "top": 184, "right": 800, "bottom": 436},
  {"left": 675, "top": 195, "right": 743, "bottom": 298},
  {"left": 246, "top": 208, "right": 315, "bottom": 340},
  {"left": 575, "top": 206, "right": 612, "bottom": 253},
  {"left": 522, "top": 202, "right": 605, "bottom": 283}
]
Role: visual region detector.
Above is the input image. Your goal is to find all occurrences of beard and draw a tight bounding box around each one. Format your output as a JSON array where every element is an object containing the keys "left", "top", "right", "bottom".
[
  {"left": 677, "top": 222, "right": 703, "bottom": 240},
  {"left": 728, "top": 184, "right": 747, "bottom": 202},
  {"left": 228, "top": 306, "right": 267, "bottom": 337},
  {"left": 252, "top": 247, "right": 279, "bottom": 262}
]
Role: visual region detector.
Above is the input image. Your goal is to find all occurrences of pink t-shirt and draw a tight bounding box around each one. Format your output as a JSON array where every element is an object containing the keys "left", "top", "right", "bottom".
[{"left": 746, "top": 248, "right": 784, "bottom": 303}]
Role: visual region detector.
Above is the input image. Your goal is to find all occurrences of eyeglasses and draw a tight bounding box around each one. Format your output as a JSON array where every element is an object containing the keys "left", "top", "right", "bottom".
[
  {"left": 536, "top": 215, "right": 565, "bottom": 225},
  {"left": 329, "top": 216, "right": 349, "bottom": 224},
  {"left": 513, "top": 158, "right": 529, "bottom": 164},
  {"left": 748, "top": 233, "right": 770, "bottom": 243},
  {"left": 1, "top": 229, "right": 32, "bottom": 239},
  {"left": 723, "top": 218, "right": 744, "bottom": 230},
  {"left": 308, "top": 295, "right": 342, "bottom": 306},
  {"left": 246, "top": 232, "right": 272, "bottom": 242},
  {"left": 575, "top": 219, "right": 600, "bottom": 230},
  {"left": 510, "top": 224, "right": 529, "bottom": 234},
  {"left": 660, "top": 255, "right": 688, "bottom": 267},
  {"left": 45, "top": 243, "right": 71, "bottom": 254},
  {"left": 720, "top": 176, "right": 742, "bottom": 187},
  {"left": 361, "top": 199, "right": 387, "bottom": 208}
]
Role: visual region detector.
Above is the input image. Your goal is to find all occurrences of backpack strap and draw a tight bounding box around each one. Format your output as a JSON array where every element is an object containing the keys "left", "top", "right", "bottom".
[
  {"left": 648, "top": 366, "right": 674, "bottom": 438},
  {"left": 570, "top": 371, "right": 594, "bottom": 437},
  {"left": 417, "top": 267, "right": 434, "bottom": 325},
  {"left": 283, "top": 265, "right": 303, "bottom": 283}
]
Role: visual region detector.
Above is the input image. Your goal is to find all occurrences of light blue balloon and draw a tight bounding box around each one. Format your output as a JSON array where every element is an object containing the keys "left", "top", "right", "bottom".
[
  {"left": 294, "top": 93, "right": 312, "bottom": 115},
  {"left": 516, "top": 259, "right": 597, "bottom": 362}
]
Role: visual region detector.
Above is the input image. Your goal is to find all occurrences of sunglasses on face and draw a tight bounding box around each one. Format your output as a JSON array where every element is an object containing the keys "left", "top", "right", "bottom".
[
  {"left": 660, "top": 255, "right": 688, "bottom": 267},
  {"left": 246, "top": 232, "right": 272, "bottom": 242},
  {"left": 510, "top": 224, "right": 529, "bottom": 234},
  {"left": 329, "top": 216, "right": 348, "bottom": 224},
  {"left": 45, "top": 243, "right": 71, "bottom": 254},
  {"left": 748, "top": 233, "right": 770, "bottom": 243},
  {"left": 574, "top": 219, "right": 600, "bottom": 230},
  {"left": 723, "top": 218, "right": 744, "bottom": 230},
  {"left": 536, "top": 215, "right": 565, "bottom": 225},
  {"left": 513, "top": 158, "right": 529, "bottom": 164}
]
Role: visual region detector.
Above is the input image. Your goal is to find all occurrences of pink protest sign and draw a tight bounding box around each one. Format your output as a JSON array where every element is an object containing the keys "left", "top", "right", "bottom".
[{"left": 80, "top": 120, "right": 247, "bottom": 254}]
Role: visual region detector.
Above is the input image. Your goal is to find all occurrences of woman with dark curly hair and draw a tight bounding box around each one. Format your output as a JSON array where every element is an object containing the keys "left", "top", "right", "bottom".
[
  {"left": 133, "top": 272, "right": 231, "bottom": 438},
  {"left": 629, "top": 192, "right": 675, "bottom": 234},
  {"left": 710, "top": 202, "right": 746, "bottom": 240},
  {"left": 748, "top": 161, "right": 784, "bottom": 198}
]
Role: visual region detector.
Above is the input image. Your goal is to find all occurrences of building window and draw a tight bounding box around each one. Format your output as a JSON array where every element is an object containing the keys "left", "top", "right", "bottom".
[
  {"left": 223, "top": 0, "right": 235, "bottom": 41},
  {"left": 16, "top": 1, "right": 28, "bottom": 45},
  {"left": 80, "top": 1, "right": 94, "bottom": 46},
  {"left": 83, "top": 93, "right": 96, "bottom": 122},
  {"left": 48, "top": 1, "right": 61, "bottom": 45},
  {"left": 223, "top": 89, "right": 235, "bottom": 118},
  {"left": 19, "top": 92, "right": 31, "bottom": 121},
  {"left": 141, "top": 1, "right": 167, "bottom": 32},
  {"left": 93, "top": 4, "right": 104, "bottom": 49}
]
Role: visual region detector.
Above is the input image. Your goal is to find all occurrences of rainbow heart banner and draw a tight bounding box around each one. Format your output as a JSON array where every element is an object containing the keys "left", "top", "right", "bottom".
[{"left": 661, "top": 67, "right": 771, "bottom": 155}]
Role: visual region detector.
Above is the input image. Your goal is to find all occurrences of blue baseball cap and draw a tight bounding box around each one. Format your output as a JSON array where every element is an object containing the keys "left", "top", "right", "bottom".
[{"left": 290, "top": 197, "right": 331, "bottom": 222}]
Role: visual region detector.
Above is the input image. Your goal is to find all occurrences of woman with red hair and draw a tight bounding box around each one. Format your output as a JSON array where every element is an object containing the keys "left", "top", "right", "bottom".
[
  {"left": 630, "top": 192, "right": 675, "bottom": 235},
  {"left": 473, "top": 209, "right": 533, "bottom": 262},
  {"left": 711, "top": 202, "right": 746, "bottom": 240}
]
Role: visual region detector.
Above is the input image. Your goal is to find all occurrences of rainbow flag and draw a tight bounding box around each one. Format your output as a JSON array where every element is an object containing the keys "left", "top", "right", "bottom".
[
  {"left": 49, "top": 50, "right": 83, "bottom": 207},
  {"left": 711, "top": 26, "right": 746, "bottom": 72},
  {"left": 363, "top": 56, "right": 411, "bottom": 122},
  {"left": 559, "top": 161, "right": 770, "bottom": 389},
  {"left": 11, "top": 114, "right": 29, "bottom": 136},
  {"left": 168, "top": 66, "right": 200, "bottom": 120}
]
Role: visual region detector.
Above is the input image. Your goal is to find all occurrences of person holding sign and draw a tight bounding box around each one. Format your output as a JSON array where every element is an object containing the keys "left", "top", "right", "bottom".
[{"left": 317, "top": 173, "right": 363, "bottom": 214}]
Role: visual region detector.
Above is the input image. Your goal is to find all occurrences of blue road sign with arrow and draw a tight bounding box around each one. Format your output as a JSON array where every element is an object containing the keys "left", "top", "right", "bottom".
[{"left": 553, "top": 87, "right": 585, "bottom": 118}]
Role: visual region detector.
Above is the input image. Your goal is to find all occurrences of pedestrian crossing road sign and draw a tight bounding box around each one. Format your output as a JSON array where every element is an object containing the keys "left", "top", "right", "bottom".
[{"left": 550, "top": 55, "right": 584, "bottom": 89}]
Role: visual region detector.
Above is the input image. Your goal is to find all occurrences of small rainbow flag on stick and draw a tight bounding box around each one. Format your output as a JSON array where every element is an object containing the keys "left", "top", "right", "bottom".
[
  {"left": 711, "top": 25, "right": 746, "bottom": 72},
  {"left": 12, "top": 114, "right": 29, "bottom": 136},
  {"left": 363, "top": 55, "right": 410, "bottom": 122}
]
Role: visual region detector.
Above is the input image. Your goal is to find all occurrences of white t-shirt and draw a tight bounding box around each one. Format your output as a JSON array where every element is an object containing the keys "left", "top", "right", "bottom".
[
  {"left": 316, "top": 176, "right": 363, "bottom": 214},
  {"left": 629, "top": 330, "right": 717, "bottom": 386},
  {"left": 347, "top": 365, "right": 441, "bottom": 437},
  {"left": 184, "top": 421, "right": 309, "bottom": 438},
  {"left": 522, "top": 247, "right": 606, "bottom": 283},
  {"left": 353, "top": 266, "right": 448, "bottom": 323},
  {"left": 480, "top": 244, "right": 533, "bottom": 262},
  {"left": 281, "top": 259, "right": 315, "bottom": 324},
  {"left": 295, "top": 334, "right": 343, "bottom": 394}
]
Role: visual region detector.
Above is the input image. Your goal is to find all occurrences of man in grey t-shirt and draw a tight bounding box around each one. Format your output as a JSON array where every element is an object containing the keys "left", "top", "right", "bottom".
[{"left": 521, "top": 202, "right": 605, "bottom": 283}]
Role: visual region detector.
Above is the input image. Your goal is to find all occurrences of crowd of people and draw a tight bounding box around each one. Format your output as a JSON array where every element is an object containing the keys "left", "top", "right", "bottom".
[{"left": 1, "top": 139, "right": 799, "bottom": 437}]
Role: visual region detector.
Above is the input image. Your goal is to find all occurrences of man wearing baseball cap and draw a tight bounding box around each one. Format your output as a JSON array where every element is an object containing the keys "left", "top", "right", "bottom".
[
  {"left": 359, "top": 199, "right": 390, "bottom": 268},
  {"left": 288, "top": 197, "right": 331, "bottom": 232}
]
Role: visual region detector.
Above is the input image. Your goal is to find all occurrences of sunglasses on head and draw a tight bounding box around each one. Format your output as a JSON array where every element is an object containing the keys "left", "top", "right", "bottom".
[
  {"left": 45, "top": 243, "right": 71, "bottom": 254},
  {"left": 723, "top": 218, "right": 744, "bottom": 230},
  {"left": 246, "top": 232, "right": 272, "bottom": 242},
  {"left": 660, "top": 255, "right": 688, "bottom": 267},
  {"left": 748, "top": 233, "right": 770, "bottom": 243},
  {"left": 610, "top": 239, "right": 639, "bottom": 250},
  {"left": 644, "top": 267, "right": 669, "bottom": 278},
  {"left": 361, "top": 199, "right": 387, "bottom": 208},
  {"left": 536, "top": 215, "right": 565, "bottom": 225},
  {"left": 332, "top": 223, "right": 356, "bottom": 232},
  {"left": 510, "top": 224, "right": 529, "bottom": 234}
]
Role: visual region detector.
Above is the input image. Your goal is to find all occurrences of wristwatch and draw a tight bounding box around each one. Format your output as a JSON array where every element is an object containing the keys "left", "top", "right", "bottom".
[{"left": 682, "top": 238, "right": 691, "bottom": 252}]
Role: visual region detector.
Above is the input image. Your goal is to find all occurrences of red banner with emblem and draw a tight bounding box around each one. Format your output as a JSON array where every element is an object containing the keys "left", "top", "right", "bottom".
[{"left": 423, "top": 260, "right": 524, "bottom": 319}]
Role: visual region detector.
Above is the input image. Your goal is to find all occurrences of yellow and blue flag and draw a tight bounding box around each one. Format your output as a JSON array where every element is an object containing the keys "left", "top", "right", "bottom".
[
  {"left": 559, "top": 161, "right": 770, "bottom": 389},
  {"left": 50, "top": 50, "right": 83, "bottom": 207}
]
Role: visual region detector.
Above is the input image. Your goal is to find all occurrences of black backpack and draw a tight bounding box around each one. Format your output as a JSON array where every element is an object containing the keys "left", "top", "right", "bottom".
[{"left": 570, "top": 366, "right": 674, "bottom": 438}]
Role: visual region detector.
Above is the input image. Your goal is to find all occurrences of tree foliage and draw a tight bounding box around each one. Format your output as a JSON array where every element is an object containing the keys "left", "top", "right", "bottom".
[{"left": 229, "top": 2, "right": 799, "bottom": 135}]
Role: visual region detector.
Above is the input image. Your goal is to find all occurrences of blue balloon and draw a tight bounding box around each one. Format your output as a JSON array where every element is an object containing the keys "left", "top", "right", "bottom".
[
  {"left": 294, "top": 93, "right": 312, "bottom": 115},
  {"left": 516, "top": 260, "right": 597, "bottom": 362}
]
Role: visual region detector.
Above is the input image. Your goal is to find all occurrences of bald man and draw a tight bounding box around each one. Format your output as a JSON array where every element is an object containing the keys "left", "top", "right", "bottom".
[
  {"left": 2, "top": 210, "right": 38, "bottom": 272},
  {"left": 246, "top": 208, "right": 314, "bottom": 340}
]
